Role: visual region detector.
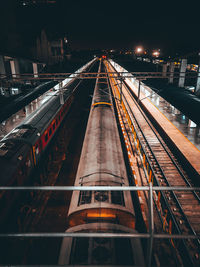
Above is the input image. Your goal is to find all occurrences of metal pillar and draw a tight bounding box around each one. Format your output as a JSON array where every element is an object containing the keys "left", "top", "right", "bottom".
[
  {"left": 33, "top": 63, "right": 39, "bottom": 78},
  {"left": 138, "top": 80, "right": 141, "bottom": 103},
  {"left": 169, "top": 62, "right": 175, "bottom": 83},
  {"left": 195, "top": 54, "right": 200, "bottom": 96},
  {"left": 0, "top": 55, "right": 6, "bottom": 76},
  {"left": 59, "top": 82, "right": 64, "bottom": 105},
  {"left": 178, "top": 59, "right": 187, "bottom": 87},
  {"left": 10, "top": 59, "right": 20, "bottom": 78},
  {"left": 162, "top": 63, "right": 167, "bottom": 77},
  {"left": 147, "top": 182, "right": 154, "bottom": 267},
  {"left": 119, "top": 78, "right": 122, "bottom": 103}
]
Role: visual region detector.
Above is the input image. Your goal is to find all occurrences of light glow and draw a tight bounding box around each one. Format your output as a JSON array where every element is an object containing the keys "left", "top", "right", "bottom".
[
  {"left": 87, "top": 212, "right": 116, "bottom": 219},
  {"left": 152, "top": 50, "right": 160, "bottom": 57},
  {"left": 136, "top": 47, "right": 143, "bottom": 53}
]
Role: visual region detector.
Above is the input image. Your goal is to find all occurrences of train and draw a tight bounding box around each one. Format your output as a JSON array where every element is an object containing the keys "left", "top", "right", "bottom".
[
  {"left": 0, "top": 81, "right": 58, "bottom": 123},
  {"left": 0, "top": 58, "right": 96, "bottom": 225},
  {"left": 58, "top": 59, "right": 145, "bottom": 266}
]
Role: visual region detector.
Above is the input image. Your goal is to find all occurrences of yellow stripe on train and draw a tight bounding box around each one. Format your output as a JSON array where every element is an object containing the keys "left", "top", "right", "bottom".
[{"left": 92, "top": 102, "right": 112, "bottom": 107}]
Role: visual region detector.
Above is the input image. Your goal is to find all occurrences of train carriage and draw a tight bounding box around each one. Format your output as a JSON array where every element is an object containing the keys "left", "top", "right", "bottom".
[
  {"left": 59, "top": 60, "right": 145, "bottom": 266},
  {"left": 0, "top": 59, "right": 96, "bottom": 225}
]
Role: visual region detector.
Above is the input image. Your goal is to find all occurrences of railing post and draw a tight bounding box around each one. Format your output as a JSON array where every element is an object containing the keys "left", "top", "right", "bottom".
[
  {"left": 138, "top": 79, "right": 141, "bottom": 103},
  {"left": 147, "top": 182, "right": 154, "bottom": 267},
  {"left": 119, "top": 77, "right": 123, "bottom": 103}
]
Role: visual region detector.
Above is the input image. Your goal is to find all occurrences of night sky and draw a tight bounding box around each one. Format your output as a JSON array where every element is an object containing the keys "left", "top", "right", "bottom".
[{"left": 1, "top": 0, "right": 200, "bottom": 56}]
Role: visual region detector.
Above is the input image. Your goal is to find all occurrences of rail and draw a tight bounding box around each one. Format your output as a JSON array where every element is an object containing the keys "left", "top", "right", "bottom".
[
  {"left": 106, "top": 61, "right": 200, "bottom": 266},
  {"left": 122, "top": 76, "right": 200, "bottom": 235}
]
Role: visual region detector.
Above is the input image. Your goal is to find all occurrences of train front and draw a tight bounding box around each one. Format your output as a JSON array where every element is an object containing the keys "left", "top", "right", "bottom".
[{"left": 59, "top": 60, "right": 145, "bottom": 266}]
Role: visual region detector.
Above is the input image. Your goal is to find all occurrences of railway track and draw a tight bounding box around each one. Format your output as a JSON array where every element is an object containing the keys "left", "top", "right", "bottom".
[{"left": 106, "top": 60, "right": 200, "bottom": 266}]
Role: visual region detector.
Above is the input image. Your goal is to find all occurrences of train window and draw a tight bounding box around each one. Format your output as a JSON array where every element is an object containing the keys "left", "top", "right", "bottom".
[
  {"left": 56, "top": 119, "right": 58, "bottom": 125},
  {"left": 49, "top": 128, "right": 52, "bottom": 136},
  {"left": 45, "top": 134, "right": 48, "bottom": 142},
  {"left": 78, "top": 191, "right": 92, "bottom": 205},
  {"left": 111, "top": 191, "right": 125, "bottom": 206},
  {"left": 94, "top": 191, "right": 109, "bottom": 202},
  {"left": 53, "top": 123, "right": 55, "bottom": 130},
  {"left": 59, "top": 115, "right": 61, "bottom": 120}
]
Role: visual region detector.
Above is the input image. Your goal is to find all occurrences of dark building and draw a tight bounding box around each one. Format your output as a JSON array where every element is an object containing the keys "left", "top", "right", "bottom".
[{"left": 36, "top": 30, "right": 70, "bottom": 64}]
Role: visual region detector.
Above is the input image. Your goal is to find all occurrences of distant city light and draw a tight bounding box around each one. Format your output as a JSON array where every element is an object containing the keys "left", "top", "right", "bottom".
[
  {"left": 152, "top": 50, "right": 160, "bottom": 57},
  {"left": 136, "top": 47, "right": 143, "bottom": 53}
]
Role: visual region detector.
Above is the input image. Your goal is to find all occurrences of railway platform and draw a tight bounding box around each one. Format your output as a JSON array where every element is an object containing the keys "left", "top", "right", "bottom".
[
  {"left": 0, "top": 60, "right": 95, "bottom": 141},
  {"left": 109, "top": 60, "right": 200, "bottom": 177}
]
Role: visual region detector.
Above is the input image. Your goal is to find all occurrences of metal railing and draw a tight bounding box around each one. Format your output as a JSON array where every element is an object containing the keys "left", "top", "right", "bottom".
[
  {"left": 0, "top": 71, "right": 197, "bottom": 81},
  {"left": 0, "top": 185, "right": 200, "bottom": 266}
]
